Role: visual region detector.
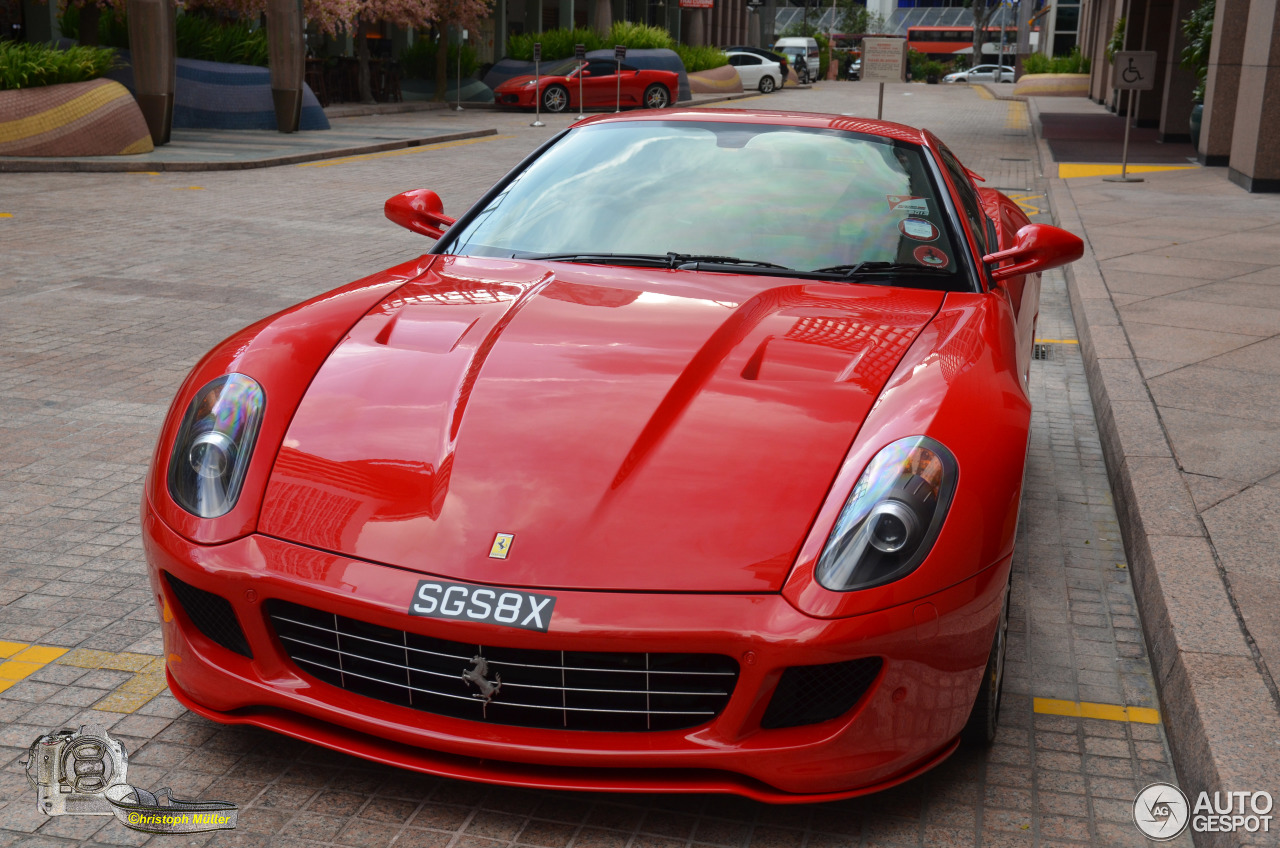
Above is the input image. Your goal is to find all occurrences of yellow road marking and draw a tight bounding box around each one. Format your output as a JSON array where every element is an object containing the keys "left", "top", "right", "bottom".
[
  {"left": 173, "top": 186, "right": 204, "bottom": 191},
  {"left": 129, "top": 171, "right": 161, "bottom": 176},
  {"left": 1058, "top": 163, "right": 1198, "bottom": 179},
  {"left": 1005, "top": 101, "right": 1029, "bottom": 131},
  {"left": 0, "top": 643, "right": 68, "bottom": 692},
  {"left": 973, "top": 86, "right": 996, "bottom": 100},
  {"left": 0, "top": 641, "right": 165, "bottom": 713},
  {"left": 0, "top": 212, "right": 12, "bottom": 218},
  {"left": 1035, "top": 338, "right": 1079, "bottom": 344},
  {"left": 1006, "top": 193, "right": 1043, "bottom": 215},
  {"left": 299, "top": 134, "right": 514, "bottom": 168},
  {"left": 1034, "top": 697, "right": 1161, "bottom": 724}
]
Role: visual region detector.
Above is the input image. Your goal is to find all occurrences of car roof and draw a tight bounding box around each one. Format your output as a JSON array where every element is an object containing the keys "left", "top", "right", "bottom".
[{"left": 571, "top": 108, "right": 929, "bottom": 144}]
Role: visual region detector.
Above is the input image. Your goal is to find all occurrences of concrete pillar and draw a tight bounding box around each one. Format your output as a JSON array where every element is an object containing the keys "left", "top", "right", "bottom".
[
  {"left": 762, "top": 0, "right": 775, "bottom": 45},
  {"left": 1134, "top": 0, "right": 1173, "bottom": 126},
  {"left": 20, "top": 0, "right": 58, "bottom": 41},
  {"left": 559, "top": 0, "right": 573, "bottom": 28},
  {"left": 1227, "top": 0, "right": 1280, "bottom": 190},
  {"left": 126, "top": 0, "right": 176, "bottom": 145},
  {"left": 526, "top": 0, "right": 542, "bottom": 31},
  {"left": 1199, "top": 0, "right": 1248, "bottom": 164},
  {"left": 494, "top": 0, "right": 507, "bottom": 61},
  {"left": 1159, "top": 0, "right": 1198, "bottom": 140},
  {"left": 1088, "top": 0, "right": 1118, "bottom": 102}
]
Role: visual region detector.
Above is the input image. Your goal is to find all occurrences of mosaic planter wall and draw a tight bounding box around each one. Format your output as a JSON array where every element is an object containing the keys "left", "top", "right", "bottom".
[
  {"left": 687, "top": 65, "right": 743, "bottom": 94},
  {"left": 1012, "top": 73, "right": 1090, "bottom": 97},
  {"left": 0, "top": 78, "right": 153, "bottom": 157}
]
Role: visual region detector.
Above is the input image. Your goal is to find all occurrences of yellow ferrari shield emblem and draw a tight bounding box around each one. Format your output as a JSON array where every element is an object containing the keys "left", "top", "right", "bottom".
[{"left": 489, "top": 533, "right": 514, "bottom": 559}]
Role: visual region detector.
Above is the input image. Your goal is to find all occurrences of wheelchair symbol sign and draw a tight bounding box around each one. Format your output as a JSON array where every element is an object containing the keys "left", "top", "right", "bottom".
[{"left": 1113, "top": 51, "right": 1156, "bottom": 90}]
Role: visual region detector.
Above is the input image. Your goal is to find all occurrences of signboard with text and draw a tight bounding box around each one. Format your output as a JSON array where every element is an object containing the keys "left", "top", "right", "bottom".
[
  {"left": 861, "top": 37, "right": 907, "bottom": 84},
  {"left": 679, "top": 0, "right": 714, "bottom": 8}
]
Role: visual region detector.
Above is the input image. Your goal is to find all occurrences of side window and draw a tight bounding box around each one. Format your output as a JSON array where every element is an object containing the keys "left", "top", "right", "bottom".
[
  {"left": 744, "top": 55, "right": 761, "bottom": 65},
  {"left": 937, "top": 146, "right": 989, "bottom": 254},
  {"left": 728, "top": 55, "right": 743, "bottom": 66}
]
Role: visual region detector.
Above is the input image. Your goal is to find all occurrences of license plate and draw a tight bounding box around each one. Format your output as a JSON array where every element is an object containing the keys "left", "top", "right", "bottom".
[{"left": 408, "top": 579, "right": 557, "bottom": 633}]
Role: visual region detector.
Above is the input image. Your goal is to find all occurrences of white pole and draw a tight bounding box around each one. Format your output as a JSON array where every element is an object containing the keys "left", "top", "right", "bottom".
[
  {"left": 455, "top": 33, "right": 464, "bottom": 111},
  {"left": 531, "top": 57, "right": 544, "bottom": 126}
]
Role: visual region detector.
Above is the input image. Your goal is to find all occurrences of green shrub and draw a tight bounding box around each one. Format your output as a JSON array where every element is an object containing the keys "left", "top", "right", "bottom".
[
  {"left": 0, "top": 40, "right": 119, "bottom": 89},
  {"left": 507, "top": 27, "right": 603, "bottom": 62},
  {"left": 672, "top": 44, "right": 728, "bottom": 72},
  {"left": 907, "top": 48, "right": 928, "bottom": 81},
  {"left": 1052, "top": 47, "right": 1089, "bottom": 73},
  {"left": 1180, "top": 0, "right": 1212, "bottom": 101},
  {"left": 506, "top": 22, "right": 678, "bottom": 63},
  {"left": 175, "top": 13, "right": 269, "bottom": 66},
  {"left": 1022, "top": 52, "right": 1051, "bottom": 74},
  {"left": 400, "top": 37, "right": 479, "bottom": 79},
  {"left": 1106, "top": 16, "right": 1125, "bottom": 62}
]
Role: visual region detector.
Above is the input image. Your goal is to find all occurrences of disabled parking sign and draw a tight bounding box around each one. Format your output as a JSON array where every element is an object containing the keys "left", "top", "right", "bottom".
[{"left": 1112, "top": 51, "right": 1156, "bottom": 91}]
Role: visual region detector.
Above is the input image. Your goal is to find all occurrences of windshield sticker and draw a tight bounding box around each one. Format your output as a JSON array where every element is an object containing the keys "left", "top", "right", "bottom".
[
  {"left": 899, "top": 218, "right": 939, "bottom": 241},
  {"left": 913, "top": 245, "right": 950, "bottom": 268},
  {"left": 887, "top": 195, "right": 930, "bottom": 214}
]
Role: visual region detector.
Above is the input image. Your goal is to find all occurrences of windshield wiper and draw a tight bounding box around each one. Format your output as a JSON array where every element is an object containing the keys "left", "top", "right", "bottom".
[
  {"left": 810, "top": 261, "right": 954, "bottom": 278},
  {"left": 511, "top": 251, "right": 791, "bottom": 271}
]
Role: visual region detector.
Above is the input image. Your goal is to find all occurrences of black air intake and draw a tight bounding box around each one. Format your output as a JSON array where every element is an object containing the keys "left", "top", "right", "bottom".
[
  {"left": 164, "top": 572, "right": 253, "bottom": 658},
  {"left": 761, "top": 657, "right": 883, "bottom": 729}
]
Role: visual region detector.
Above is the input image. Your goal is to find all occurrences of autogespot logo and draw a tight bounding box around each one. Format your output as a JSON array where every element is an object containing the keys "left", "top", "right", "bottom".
[{"left": 1134, "top": 783, "right": 1191, "bottom": 841}]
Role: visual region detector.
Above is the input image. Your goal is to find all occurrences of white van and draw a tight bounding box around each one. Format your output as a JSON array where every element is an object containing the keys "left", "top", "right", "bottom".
[{"left": 773, "top": 37, "right": 820, "bottom": 83}]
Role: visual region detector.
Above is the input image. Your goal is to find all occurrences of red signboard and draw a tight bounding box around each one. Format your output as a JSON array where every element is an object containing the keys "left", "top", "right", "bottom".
[{"left": 680, "top": 0, "right": 713, "bottom": 8}]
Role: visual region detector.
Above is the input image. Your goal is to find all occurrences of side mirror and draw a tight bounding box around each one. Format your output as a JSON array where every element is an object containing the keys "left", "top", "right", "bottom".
[
  {"left": 983, "top": 223, "right": 1084, "bottom": 281},
  {"left": 385, "top": 189, "right": 456, "bottom": 239},
  {"left": 581, "top": 70, "right": 593, "bottom": 76}
]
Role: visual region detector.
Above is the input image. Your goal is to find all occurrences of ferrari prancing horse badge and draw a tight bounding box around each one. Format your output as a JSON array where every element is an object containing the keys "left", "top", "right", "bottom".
[{"left": 489, "top": 533, "right": 514, "bottom": 559}]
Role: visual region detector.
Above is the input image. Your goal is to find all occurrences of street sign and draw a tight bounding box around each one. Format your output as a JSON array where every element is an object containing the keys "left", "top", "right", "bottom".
[
  {"left": 574, "top": 43, "right": 586, "bottom": 60},
  {"left": 861, "top": 37, "right": 907, "bottom": 84},
  {"left": 1112, "top": 51, "right": 1156, "bottom": 91},
  {"left": 533, "top": 42, "right": 542, "bottom": 63},
  {"left": 614, "top": 44, "right": 627, "bottom": 61},
  {"left": 679, "top": 0, "right": 714, "bottom": 8}
]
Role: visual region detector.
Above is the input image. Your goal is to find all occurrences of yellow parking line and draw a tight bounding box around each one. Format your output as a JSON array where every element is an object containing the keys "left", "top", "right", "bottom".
[
  {"left": 0, "top": 212, "right": 12, "bottom": 218},
  {"left": 0, "top": 643, "right": 68, "bottom": 692},
  {"left": 1058, "top": 163, "right": 1198, "bottom": 179},
  {"left": 1035, "top": 338, "right": 1079, "bottom": 344},
  {"left": 1005, "top": 101, "right": 1029, "bottom": 131},
  {"left": 300, "top": 134, "right": 515, "bottom": 168},
  {"left": 1034, "top": 697, "right": 1161, "bottom": 724},
  {"left": 973, "top": 86, "right": 996, "bottom": 100},
  {"left": 1006, "top": 193, "right": 1043, "bottom": 216},
  {"left": 0, "top": 640, "right": 166, "bottom": 713}
]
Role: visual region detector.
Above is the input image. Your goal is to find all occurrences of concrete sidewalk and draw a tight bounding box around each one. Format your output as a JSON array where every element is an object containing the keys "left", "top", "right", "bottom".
[{"left": 1031, "top": 95, "right": 1280, "bottom": 844}]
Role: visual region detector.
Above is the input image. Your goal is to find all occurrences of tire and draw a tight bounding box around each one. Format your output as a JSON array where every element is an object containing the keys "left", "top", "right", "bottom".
[
  {"left": 643, "top": 84, "right": 671, "bottom": 109},
  {"left": 962, "top": 576, "right": 1010, "bottom": 746},
  {"left": 542, "top": 85, "right": 569, "bottom": 113},
  {"left": 759, "top": 75, "right": 776, "bottom": 93}
]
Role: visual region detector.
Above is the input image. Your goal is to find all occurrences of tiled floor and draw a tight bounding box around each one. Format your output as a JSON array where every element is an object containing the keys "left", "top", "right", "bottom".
[{"left": 0, "top": 84, "right": 1186, "bottom": 847}]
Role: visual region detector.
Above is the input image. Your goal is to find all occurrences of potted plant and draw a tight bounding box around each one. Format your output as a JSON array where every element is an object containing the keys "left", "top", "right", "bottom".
[
  {"left": 924, "top": 60, "right": 944, "bottom": 84},
  {"left": 1180, "top": 0, "right": 1213, "bottom": 148}
]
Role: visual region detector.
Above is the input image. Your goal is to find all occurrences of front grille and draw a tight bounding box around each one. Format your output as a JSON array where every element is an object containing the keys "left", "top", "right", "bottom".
[
  {"left": 266, "top": 600, "right": 739, "bottom": 732},
  {"left": 164, "top": 572, "right": 253, "bottom": 658},
  {"left": 760, "top": 657, "right": 883, "bottom": 729}
]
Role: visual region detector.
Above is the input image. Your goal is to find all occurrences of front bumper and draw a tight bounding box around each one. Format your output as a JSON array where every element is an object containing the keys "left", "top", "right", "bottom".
[{"left": 144, "top": 509, "right": 1007, "bottom": 802}]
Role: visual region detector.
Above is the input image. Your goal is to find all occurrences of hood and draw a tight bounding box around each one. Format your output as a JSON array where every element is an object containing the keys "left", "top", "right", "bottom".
[
  {"left": 495, "top": 75, "right": 540, "bottom": 89},
  {"left": 258, "top": 257, "right": 943, "bottom": 592}
]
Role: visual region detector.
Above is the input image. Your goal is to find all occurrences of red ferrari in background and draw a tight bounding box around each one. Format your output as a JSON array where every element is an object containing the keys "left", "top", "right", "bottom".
[
  {"left": 493, "top": 58, "right": 678, "bottom": 111},
  {"left": 144, "top": 109, "right": 1082, "bottom": 802}
]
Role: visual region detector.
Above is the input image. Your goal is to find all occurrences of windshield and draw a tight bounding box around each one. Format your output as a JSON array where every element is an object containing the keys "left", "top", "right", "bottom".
[
  {"left": 540, "top": 58, "right": 583, "bottom": 76},
  {"left": 442, "top": 120, "right": 965, "bottom": 281}
]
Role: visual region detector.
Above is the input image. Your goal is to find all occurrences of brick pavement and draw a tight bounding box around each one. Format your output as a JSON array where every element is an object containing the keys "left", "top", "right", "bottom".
[{"left": 0, "top": 83, "right": 1185, "bottom": 847}]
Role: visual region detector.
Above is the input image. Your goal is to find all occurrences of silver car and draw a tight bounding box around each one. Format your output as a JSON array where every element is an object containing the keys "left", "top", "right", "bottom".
[{"left": 942, "top": 64, "right": 1016, "bottom": 83}]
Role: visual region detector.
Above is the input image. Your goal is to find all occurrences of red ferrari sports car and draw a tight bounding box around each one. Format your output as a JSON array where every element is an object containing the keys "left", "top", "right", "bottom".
[
  {"left": 493, "top": 58, "right": 678, "bottom": 111},
  {"left": 144, "top": 109, "right": 1082, "bottom": 802}
]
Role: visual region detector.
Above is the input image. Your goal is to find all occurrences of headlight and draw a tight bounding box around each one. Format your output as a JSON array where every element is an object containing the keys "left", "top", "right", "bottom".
[
  {"left": 815, "top": 436, "right": 957, "bottom": 592},
  {"left": 167, "top": 374, "right": 265, "bottom": 518}
]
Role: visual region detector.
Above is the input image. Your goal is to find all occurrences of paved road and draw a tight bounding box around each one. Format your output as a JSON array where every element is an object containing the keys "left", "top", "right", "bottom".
[{"left": 0, "top": 83, "right": 1185, "bottom": 847}]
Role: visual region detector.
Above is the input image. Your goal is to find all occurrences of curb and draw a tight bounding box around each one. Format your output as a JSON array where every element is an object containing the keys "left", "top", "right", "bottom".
[
  {"left": 1028, "top": 97, "right": 1280, "bottom": 848},
  {"left": 0, "top": 128, "right": 499, "bottom": 173}
]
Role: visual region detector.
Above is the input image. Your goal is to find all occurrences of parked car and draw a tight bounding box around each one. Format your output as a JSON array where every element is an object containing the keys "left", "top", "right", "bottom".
[
  {"left": 774, "top": 36, "right": 820, "bottom": 83},
  {"left": 723, "top": 45, "right": 790, "bottom": 83},
  {"left": 493, "top": 58, "right": 678, "bottom": 111},
  {"left": 147, "top": 108, "right": 1083, "bottom": 803},
  {"left": 725, "top": 50, "right": 785, "bottom": 92},
  {"left": 942, "top": 64, "right": 1016, "bottom": 83}
]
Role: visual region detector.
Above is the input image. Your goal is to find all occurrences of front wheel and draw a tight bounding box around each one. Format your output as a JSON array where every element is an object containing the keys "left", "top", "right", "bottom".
[
  {"left": 962, "top": 577, "right": 1010, "bottom": 746},
  {"left": 759, "top": 75, "right": 776, "bottom": 93},
  {"left": 542, "top": 85, "right": 569, "bottom": 113},
  {"left": 643, "top": 84, "right": 671, "bottom": 109}
]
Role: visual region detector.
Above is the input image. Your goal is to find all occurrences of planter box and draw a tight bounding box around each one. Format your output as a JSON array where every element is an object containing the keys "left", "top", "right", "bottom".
[{"left": 0, "top": 78, "right": 152, "bottom": 157}]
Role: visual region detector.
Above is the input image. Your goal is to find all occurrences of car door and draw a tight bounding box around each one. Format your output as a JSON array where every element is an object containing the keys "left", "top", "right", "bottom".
[
  {"left": 580, "top": 60, "right": 619, "bottom": 106},
  {"left": 968, "top": 65, "right": 994, "bottom": 82},
  {"left": 730, "top": 54, "right": 763, "bottom": 88}
]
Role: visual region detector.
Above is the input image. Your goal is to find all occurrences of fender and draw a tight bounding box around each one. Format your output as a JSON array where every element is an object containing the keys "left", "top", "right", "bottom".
[{"left": 145, "top": 255, "right": 438, "bottom": 545}]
